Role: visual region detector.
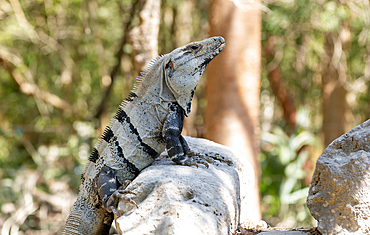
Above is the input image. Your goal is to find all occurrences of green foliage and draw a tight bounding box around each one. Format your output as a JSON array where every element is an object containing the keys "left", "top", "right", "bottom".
[
  {"left": 0, "top": 0, "right": 138, "bottom": 232},
  {"left": 262, "top": 0, "right": 370, "bottom": 126},
  {"left": 261, "top": 0, "right": 370, "bottom": 227},
  {"left": 260, "top": 124, "right": 320, "bottom": 227}
]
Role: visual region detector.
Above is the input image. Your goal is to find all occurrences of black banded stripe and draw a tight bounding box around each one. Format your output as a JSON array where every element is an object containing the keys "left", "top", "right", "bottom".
[
  {"left": 114, "top": 108, "right": 158, "bottom": 158},
  {"left": 89, "top": 148, "right": 100, "bottom": 163},
  {"left": 112, "top": 137, "right": 140, "bottom": 176},
  {"left": 99, "top": 125, "right": 139, "bottom": 175},
  {"left": 95, "top": 199, "right": 102, "bottom": 209}
]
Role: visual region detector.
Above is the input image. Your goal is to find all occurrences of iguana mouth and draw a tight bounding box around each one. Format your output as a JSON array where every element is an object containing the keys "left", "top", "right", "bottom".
[
  {"left": 199, "top": 40, "right": 225, "bottom": 57},
  {"left": 218, "top": 42, "right": 226, "bottom": 50}
]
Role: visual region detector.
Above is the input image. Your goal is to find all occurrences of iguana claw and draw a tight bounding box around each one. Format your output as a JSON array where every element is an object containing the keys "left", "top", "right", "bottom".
[
  {"left": 183, "top": 152, "right": 233, "bottom": 168},
  {"left": 178, "top": 152, "right": 212, "bottom": 168},
  {"left": 105, "top": 189, "right": 137, "bottom": 215}
]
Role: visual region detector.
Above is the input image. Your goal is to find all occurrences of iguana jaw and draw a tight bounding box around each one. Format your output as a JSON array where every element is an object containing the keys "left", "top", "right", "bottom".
[
  {"left": 176, "top": 38, "right": 225, "bottom": 68},
  {"left": 164, "top": 36, "right": 225, "bottom": 116}
]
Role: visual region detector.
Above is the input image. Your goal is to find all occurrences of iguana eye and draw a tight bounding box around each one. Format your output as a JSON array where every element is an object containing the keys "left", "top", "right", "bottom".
[{"left": 190, "top": 45, "right": 199, "bottom": 50}]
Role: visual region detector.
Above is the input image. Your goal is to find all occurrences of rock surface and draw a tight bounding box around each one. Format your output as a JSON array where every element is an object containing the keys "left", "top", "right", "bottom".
[
  {"left": 238, "top": 227, "right": 317, "bottom": 235},
  {"left": 258, "top": 231, "right": 310, "bottom": 235},
  {"left": 114, "top": 136, "right": 257, "bottom": 235},
  {"left": 307, "top": 119, "right": 370, "bottom": 234}
]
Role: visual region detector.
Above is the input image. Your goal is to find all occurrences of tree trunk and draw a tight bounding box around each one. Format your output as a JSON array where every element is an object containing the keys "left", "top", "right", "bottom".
[
  {"left": 206, "top": 0, "right": 262, "bottom": 223},
  {"left": 264, "top": 36, "right": 296, "bottom": 128},
  {"left": 129, "top": 0, "right": 161, "bottom": 72},
  {"left": 322, "top": 28, "right": 350, "bottom": 147}
]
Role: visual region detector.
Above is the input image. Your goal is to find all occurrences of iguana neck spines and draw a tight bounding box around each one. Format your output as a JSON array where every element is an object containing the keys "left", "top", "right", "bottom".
[{"left": 63, "top": 36, "right": 225, "bottom": 235}]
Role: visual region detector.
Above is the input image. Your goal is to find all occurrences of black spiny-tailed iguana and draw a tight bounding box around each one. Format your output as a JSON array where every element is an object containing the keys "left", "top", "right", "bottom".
[{"left": 63, "top": 36, "right": 225, "bottom": 234}]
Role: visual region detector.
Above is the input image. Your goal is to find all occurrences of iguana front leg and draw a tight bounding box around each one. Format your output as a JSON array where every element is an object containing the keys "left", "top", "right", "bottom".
[{"left": 163, "top": 103, "right": 209, "bottom": 167}]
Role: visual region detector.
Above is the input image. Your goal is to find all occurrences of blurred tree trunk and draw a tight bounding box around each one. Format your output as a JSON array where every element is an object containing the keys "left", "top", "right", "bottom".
[
  {"left": 322, "top": 26, "right": 351, "bottom": 147},
  {"left": 129, "top": 0, "right": 161, "bottom": 72},
  {"left": 206, "top": 0, "right": 262, "bottom": 223},
  {"left": 173, "top": 0, "right": 193, "bottom": 48},
  {"left": 264, "top": 36, "right": 296, "bottom": 128}
]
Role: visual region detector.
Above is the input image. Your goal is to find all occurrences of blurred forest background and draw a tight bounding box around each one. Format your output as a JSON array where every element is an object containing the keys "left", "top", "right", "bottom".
[{"left": 1, "top": 0, "right": 370, "bottom": 234}]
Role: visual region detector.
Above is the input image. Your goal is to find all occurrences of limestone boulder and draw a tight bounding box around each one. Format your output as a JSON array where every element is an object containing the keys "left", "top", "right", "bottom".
[
  {"left": 307, "top": 119, "right": 370, "bottom": 234},
  {"left": 114, "top": 136, "right": 257, "bottom": 235},
  {"left": 238, "top": 228, "right": 316, "bottom": 235}
]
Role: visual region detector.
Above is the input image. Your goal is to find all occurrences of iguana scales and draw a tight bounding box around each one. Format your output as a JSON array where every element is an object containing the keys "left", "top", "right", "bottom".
[{"left": 63, "top": 36, "right": 225, "bottom": 234}]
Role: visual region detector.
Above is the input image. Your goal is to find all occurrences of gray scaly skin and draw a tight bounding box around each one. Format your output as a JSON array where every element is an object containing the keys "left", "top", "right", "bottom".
[{"left": 62, "top": 36, "right": 225, "bottom": 234}]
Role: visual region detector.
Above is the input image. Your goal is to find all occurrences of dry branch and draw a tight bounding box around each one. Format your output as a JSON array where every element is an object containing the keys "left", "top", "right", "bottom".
[
  {"left": 9, "top": 0, "right": 77, "bottom": 71},
  {"left": 0, "top": 51, "right": 73, "bottom": 114},
  {"left": 94, "top": 0, "right": 139, "bottom": 120}
]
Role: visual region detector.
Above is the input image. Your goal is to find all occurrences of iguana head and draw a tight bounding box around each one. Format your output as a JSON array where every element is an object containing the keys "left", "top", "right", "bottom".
[{"left": 163, "top": 36, "right": 225, "bottom": 116}]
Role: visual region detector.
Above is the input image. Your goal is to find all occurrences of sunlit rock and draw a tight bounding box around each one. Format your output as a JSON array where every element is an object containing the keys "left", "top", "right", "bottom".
[
  {"left": 114, "top": 136, "right": 257, "bottom": 235},
  {"left": 307, "top": 119, "right": 370, "bottom": 234}
]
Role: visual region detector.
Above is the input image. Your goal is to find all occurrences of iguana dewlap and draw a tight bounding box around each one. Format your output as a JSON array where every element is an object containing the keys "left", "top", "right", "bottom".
[{"left": 63, "top": 36, "right": 225, "bottom": 235}]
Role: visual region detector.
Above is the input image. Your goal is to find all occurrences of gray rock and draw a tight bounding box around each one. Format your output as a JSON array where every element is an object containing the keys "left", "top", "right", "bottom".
[
  {"left": 258, "top": 231, "right": 310, "bottom": 235},
  {"left": 114, "top": 136, "right": 257, "bottom": 235},
  {"left": 307, "top": 119, "right": 370, "bottom": 234},
  {"left": 238, "top": 228, "right": 314, "bottom": 235}
]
